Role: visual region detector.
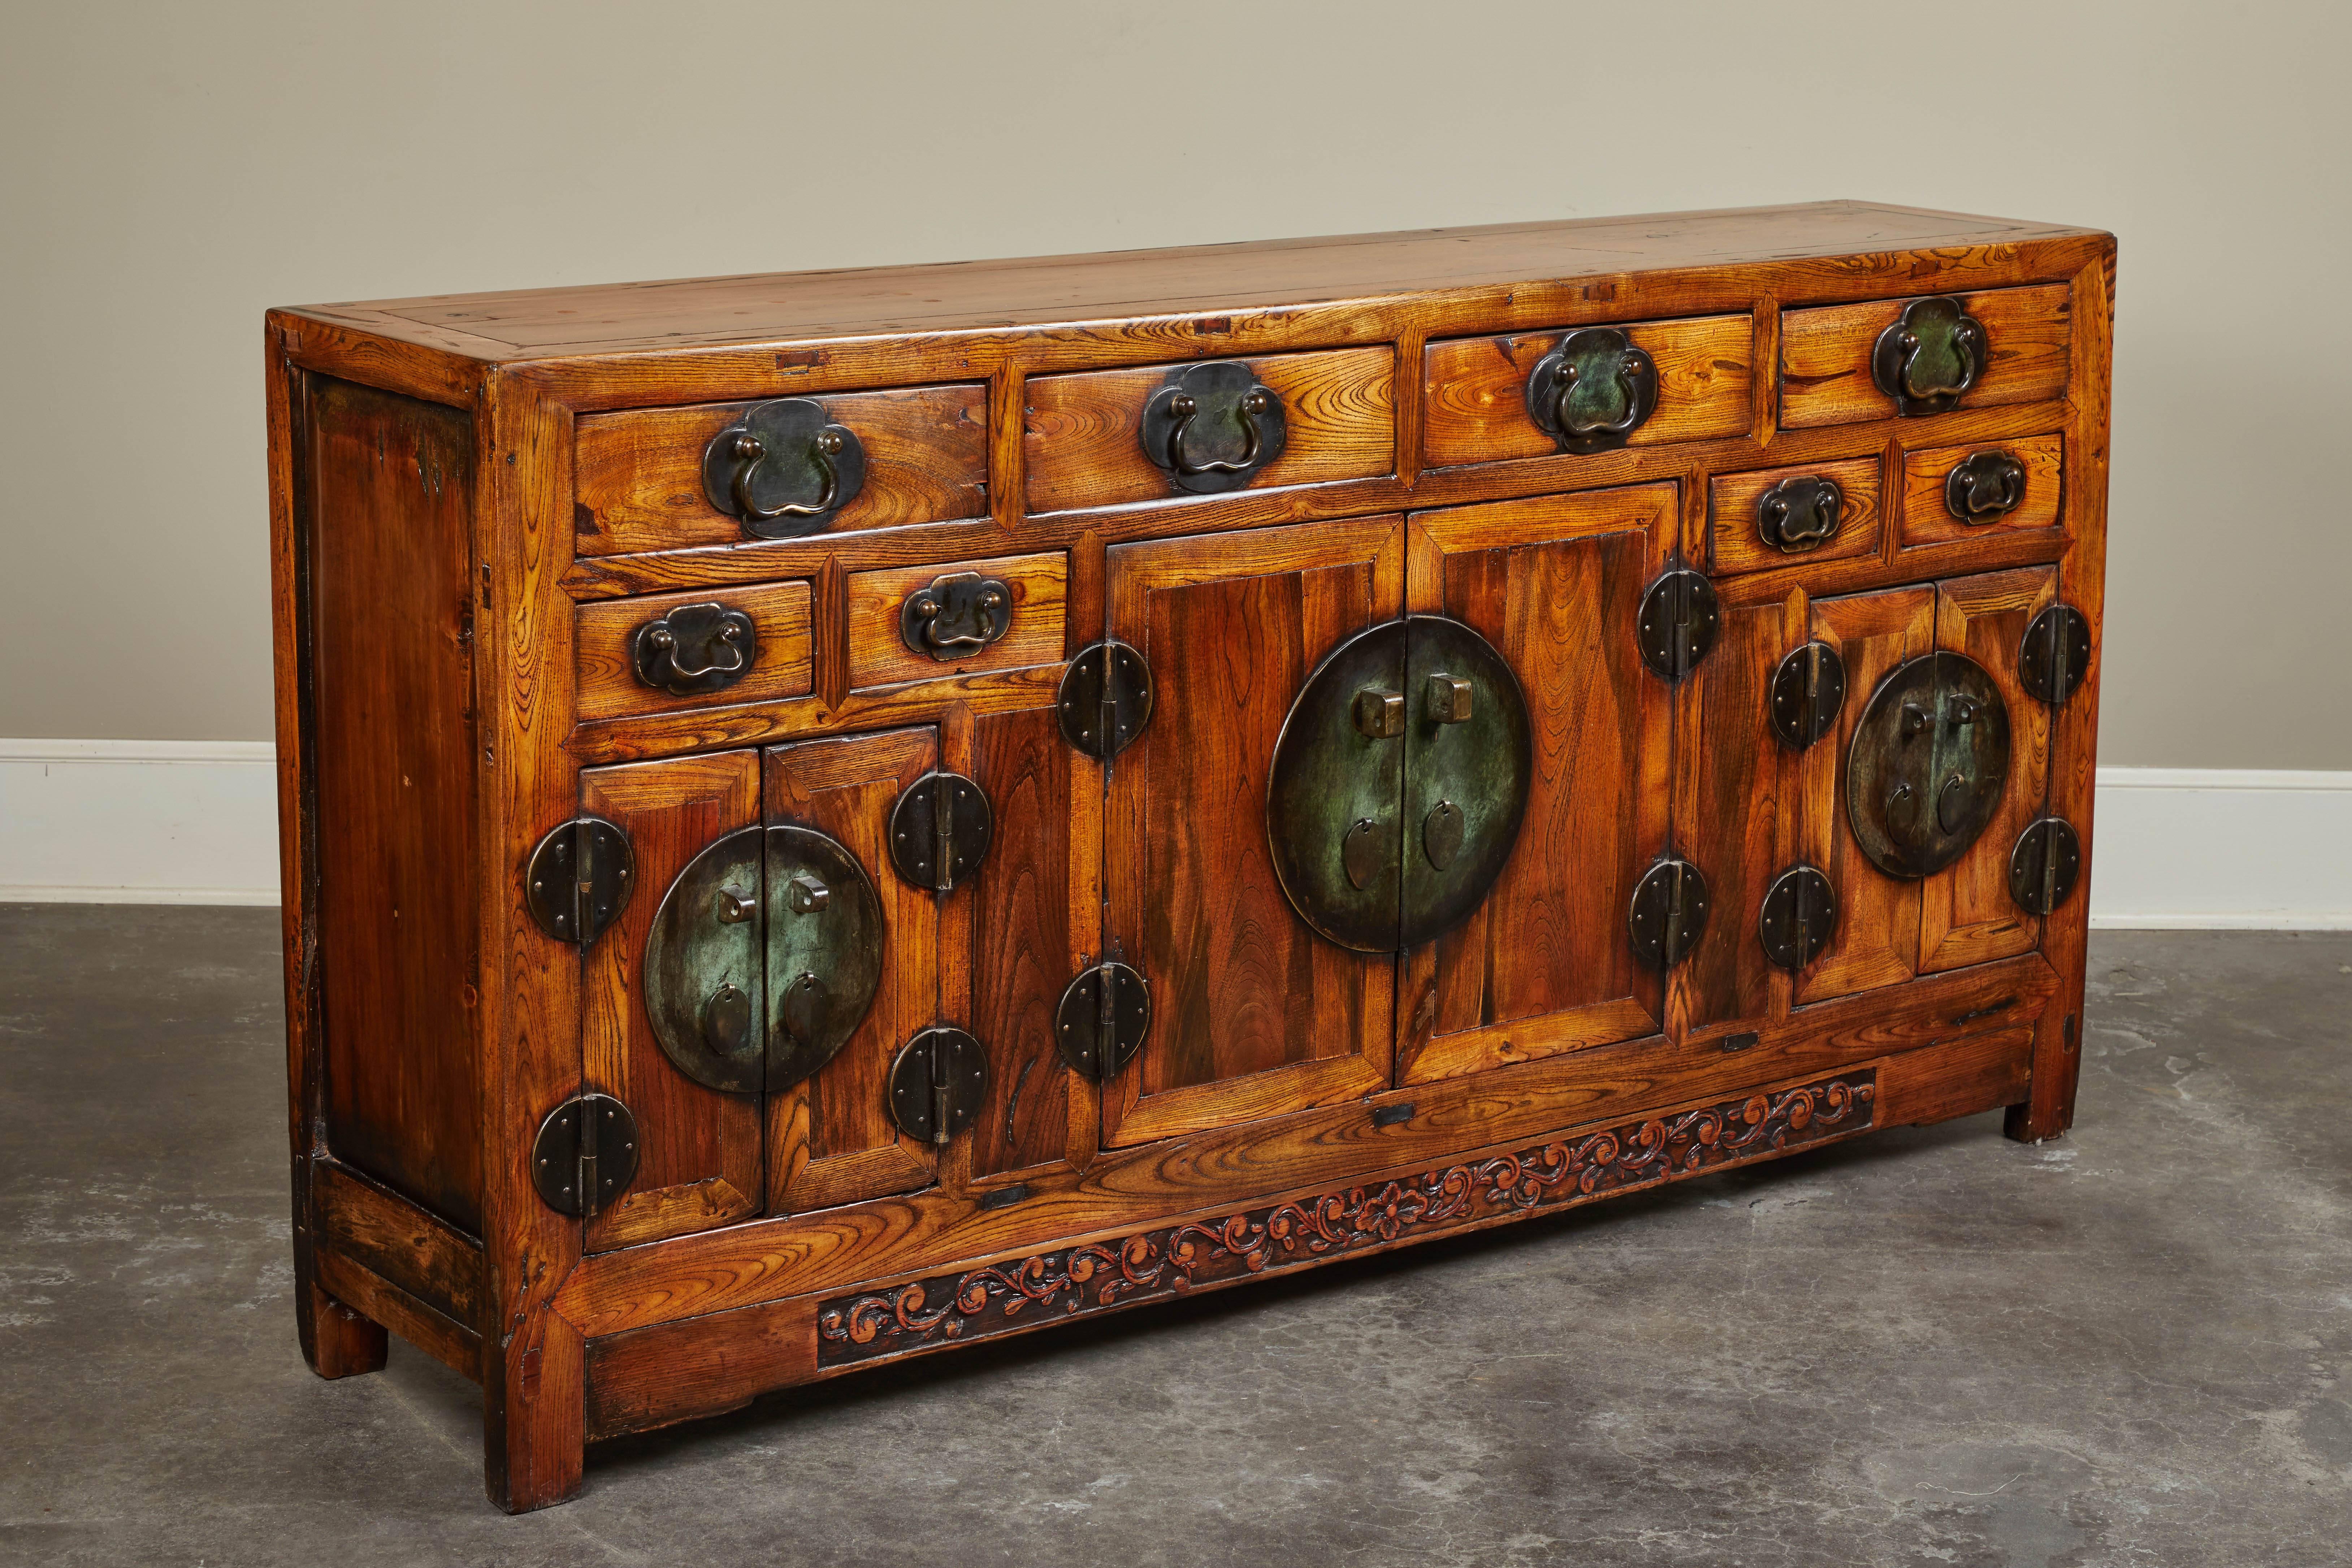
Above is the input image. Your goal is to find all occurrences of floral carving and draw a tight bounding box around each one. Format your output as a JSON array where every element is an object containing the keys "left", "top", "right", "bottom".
[{"left": 818, "top": 1073, "right": 1874, "bottom": 1365}]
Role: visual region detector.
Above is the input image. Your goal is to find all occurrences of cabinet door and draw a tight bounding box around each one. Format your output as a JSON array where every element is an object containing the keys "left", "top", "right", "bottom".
[
  {"left": 1796, "top": 586, "right": 1937, "bottom": 1005},
  {"left": 1102, "top": 517, "right": 1403, "bottom": 1148},
  {"left": 764, "top": 727, "right": 940, "bottom": 1213},
  {"left": 1672, "top": 588, "right": 1803, "bottom": 1038},
  {"left": 1921, "top": 567, "right": 2054, "bottom": 971},
  {"left": 581, "top": 751, "right": 767, "bottom": 1251},
  {"left": 959, "top": 701, "right": 1099, "bottom": 1184},
  {"left": 1399, "top": 484, "right": 1675, "bottom": 1085}
]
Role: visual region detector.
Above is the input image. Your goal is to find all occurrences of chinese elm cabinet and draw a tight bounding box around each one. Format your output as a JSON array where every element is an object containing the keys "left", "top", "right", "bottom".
[{"left": 265, "top": 202, "right": 2114, "bottom": 1511}]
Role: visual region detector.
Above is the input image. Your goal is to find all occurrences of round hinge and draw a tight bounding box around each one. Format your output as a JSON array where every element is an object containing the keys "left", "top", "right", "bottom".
[
  {"left": 887, "top": 1027, "right": 989, "bottom": 1145},
  {"left": 2018, "top": 605, "right": 2092, "bottom": 706},
  {"left": 1058, "top": 639, "right": 1155, "bottom": 760},
  {"left": 1636, "top": 568, "right": 1720, "bottom": 683},
  {"left": 1758, "top": 865, "right": 1837, "bottom": 972},
  {"left": 530, "top": 1093, "right": 640, "bottom": 1218},
  {"left": 1628, "top": 856, "right": 1710, "bottom": 971},
  {"left": 888, "top": 771, "right": 994, "bottom": 892},
  {"left": 1768, "top": 641, "right": 1847, "bottom": 749},
  {"left": 524, "top": 816, "right": 634, "bottom": 948},
  {"left": 1054, "top": 961, "right": 1152, "bottom": 1082},
  {"left": 2009, "top": 816, "right": 2083, "bottom": 916}
]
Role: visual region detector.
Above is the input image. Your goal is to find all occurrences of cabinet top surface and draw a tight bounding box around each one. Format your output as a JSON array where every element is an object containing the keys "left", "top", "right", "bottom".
[{"left": 286, "top": 201, "right": 2105, "bottom": 362}]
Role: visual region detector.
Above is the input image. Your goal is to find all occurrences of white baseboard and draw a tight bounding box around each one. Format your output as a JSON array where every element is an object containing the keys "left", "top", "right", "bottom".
[
  {"left": 1, "top": 742, "right": 2346, "bottom": 927},
  {"left": 0, "top": 739, "right": 282, "bottom": 906}
]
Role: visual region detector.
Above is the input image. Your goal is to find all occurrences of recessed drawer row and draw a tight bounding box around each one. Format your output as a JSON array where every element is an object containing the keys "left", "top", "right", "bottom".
[
  {"left": 574, "top": 551, "right": 1066, "bottom": 724},
  {"left": 569, "top": 284, "right": 2071, "bottom": 556},
  {"left": 1706, "top": 433, "right": 2065, "bottom": 576}
]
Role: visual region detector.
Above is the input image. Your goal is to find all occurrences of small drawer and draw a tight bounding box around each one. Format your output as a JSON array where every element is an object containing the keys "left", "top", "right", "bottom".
[
  {"left": 1706, "top": 455, "right": 1883, "bottom": 576},
  {"left": 575, "top": 581, "right": 813, "bottom": 722},
  {"left": 1780, "top": 284, "right": 2070, "bottom": 430},
  {"left": 846, "top": 551, "right": 1067, "bottom": 691},
  {"left": 1899, "top": 434, "right": 2064, "bottom": 550},
  {"left": 1023, "top": 348, "right": 1393, "bottom": 512},
  {"left": 572, "top": 384, "right": 987, "bottom": 557},
  {"left": 1422, "top": 313, "right": 1754, "bottom": 469}
]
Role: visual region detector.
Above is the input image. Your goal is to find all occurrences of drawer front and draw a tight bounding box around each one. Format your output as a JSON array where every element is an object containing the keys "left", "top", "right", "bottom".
[
  {"left": 1422, "top": 313, "right": 1754, "bottom": 469},
  {"left": 1781, "top": 285, "right": 2070, "bottom": 430},
  {"left": 1899, "top": 434, "right": 2064, "bottom": 551},
  {"left": 1023, "top": 348, "right": 1394, "bottom": 512},
  {"left": 575, "top": 581, "right": 813, "bottom": 723},
  {"left": 573, "top": 384, "right": 987, "bottom": 557},
  {"left": 845, "top": 550, "right": 1067, "bottom": 692},
  {"left": 1706, "top": 454, "right": 1883, "bottom": 576}
]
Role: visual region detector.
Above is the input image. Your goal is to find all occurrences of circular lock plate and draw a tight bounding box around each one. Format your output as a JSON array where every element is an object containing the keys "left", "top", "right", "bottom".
[
  {"left": 1267, "top": 616, "right": 1532, "bottom": 953},
  {"left": 643, "top": 826, "right": 766, "bottom": 1095},
  {"left": 1846, "top": 653, "right": 2012, "bottom": 879},
  {"left": 1758, "top": 865, "right": 1837, "bottom": 971},
  {"left": 764, "top": 824, "right": 885, "bottom": 1091},
  {"left": 888, "top": 771, "right": 994, "bottom": 891}
]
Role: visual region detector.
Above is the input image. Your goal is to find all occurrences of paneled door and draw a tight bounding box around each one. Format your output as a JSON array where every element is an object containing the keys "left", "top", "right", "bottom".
[
  {"left": 1101, "top": 517, "right": 1404, "bottom": 1147},
  {"left": 1397, "top": 484, "right": 1676, "bottom": 1085}
]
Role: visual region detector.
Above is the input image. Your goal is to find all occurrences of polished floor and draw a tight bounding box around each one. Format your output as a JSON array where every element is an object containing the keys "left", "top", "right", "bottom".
[{"left": 3, "top": 906, "right": 2347, "bottom": 1566}]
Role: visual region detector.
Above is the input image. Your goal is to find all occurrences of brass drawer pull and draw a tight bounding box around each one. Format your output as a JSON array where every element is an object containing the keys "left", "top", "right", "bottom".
[
  {"left": 1526, "top": 327, "right": 1656, "bottom": 454},
  {"left": 1140, "top": 361, "right": 1287, "bottom": 493},
  {"left": 1945, "top": 450, "right": 2027, "bottom": 524},
  {"left": 1873, "top": 295, "right": 1986, "bottom": 416},
  {"left": 631, "top": 601, "right": 757, "bottom": 695},
  {"left": 701, "top": 397, "right": 867, "bottom": 537},
  {"left": 900, "top": 571, "right": 1012, "bottom": 660}
]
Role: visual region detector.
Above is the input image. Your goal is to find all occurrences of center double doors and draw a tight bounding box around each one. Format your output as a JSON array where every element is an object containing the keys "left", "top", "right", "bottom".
[{"left": 1101, "top": 484, "right": 1677, "bottom": 1148}]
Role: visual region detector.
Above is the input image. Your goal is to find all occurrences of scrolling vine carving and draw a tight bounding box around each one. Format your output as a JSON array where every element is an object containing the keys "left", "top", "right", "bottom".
[{"left": 817, "top": 1072, "right": 1874, "bottom": 1365}]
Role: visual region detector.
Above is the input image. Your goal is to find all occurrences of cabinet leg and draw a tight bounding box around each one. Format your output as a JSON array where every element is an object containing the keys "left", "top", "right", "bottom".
[
  {"left": 483, "top": 1305, "right": 586, "bottom": 1513},
  {"left": 2003, "top": 1006, "right": 2082, "bottom": 1143},
  {"left": 301, "top": 1274, "right": 388, "bottom": 1379}
]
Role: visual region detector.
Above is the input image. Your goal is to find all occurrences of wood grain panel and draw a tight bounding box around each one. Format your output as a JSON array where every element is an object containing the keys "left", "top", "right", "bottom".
[
  {"left": 1024, "top": 348, "right": 1394, "bottom": 513},
  {"left": 316, "top": 1249, "right": 480, "bottom": 1384},
  {"left": 1420, "top": 314, "right": 1753, "bottom": 469},
  {"left": 965, "top": 706, "right": 1091, "bottom": 1181},
  {"left": 573, "top": 580, "right": 812, "bottom": 723},
  {"left": 1402, "top": 485, "right": 1674, "bottom": 1085},
  {"left": 555, "top": 952, "right": 2056, "bottom": 1346},
  {"left": 1707, "top": 454, "right": 1883, "bottom": 576},
  {"left": 1781, "top": 284, "right": 2071, "bottom": 429},
  {"left": 764, "top": 729, "right": 939, "bottom": 1212},
  {"left": 1899, "top": 433, "right": 2065, "bottom": 551},
  {"left": 580, "top": 751, "right": 765, "bottom": 1251},
  {"left": 1103, "top": 518, "right": 1403, "bottom": 1147},
  {"left": 306, "top": 377, "right": 482, "bottom": 1234},
  {"left": 572, "top": 383, "right": 987, "bottom": 556},
  {"left": 1796, "top": 587, "right": 1936, "bottom": 1005},
  {"left": 313, "top": 1158, "right": 484, "bottom": 1330},
  {"left": 1921, "top": 568, "right": 2055, "bottom": 973},
  {"left": 846, "top": 551, "right": 1066, "bottom": 692},
  {"left": 1674, "top": 592, "right": 1799, "bottom": 1034}
]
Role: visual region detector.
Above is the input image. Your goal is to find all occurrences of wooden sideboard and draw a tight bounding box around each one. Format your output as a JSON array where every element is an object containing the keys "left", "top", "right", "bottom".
[{"left": 265, "top": 201, "right": 2114, "bottom": 1511}]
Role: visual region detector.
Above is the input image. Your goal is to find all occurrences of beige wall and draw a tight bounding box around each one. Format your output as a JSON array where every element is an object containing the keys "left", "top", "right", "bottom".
[{"left": 3, "top": 2, "right": 2344, "bottom": 766}]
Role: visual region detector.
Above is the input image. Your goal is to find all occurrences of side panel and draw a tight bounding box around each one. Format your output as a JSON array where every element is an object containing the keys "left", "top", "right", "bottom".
[
  {"left": 1400, "top": 485, "right": 1674, "bottom": 1084},
  {"left": 306, "top": 376, "right": 483, "bottom": 1232},
  {"left": 579, "top": 751, "right": 764, "bottom": 1250},
  {"left": 1103, "top": 518, "right": 1403, "bottom": 1148},
  {"left": 764, "top": 729, "right": 940, "bottom": 1212}
]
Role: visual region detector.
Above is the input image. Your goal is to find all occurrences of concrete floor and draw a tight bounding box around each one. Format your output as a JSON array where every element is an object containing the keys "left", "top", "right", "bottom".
[{"left": 1, "top": 908, "right": 2347, "bottom": 1567}]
